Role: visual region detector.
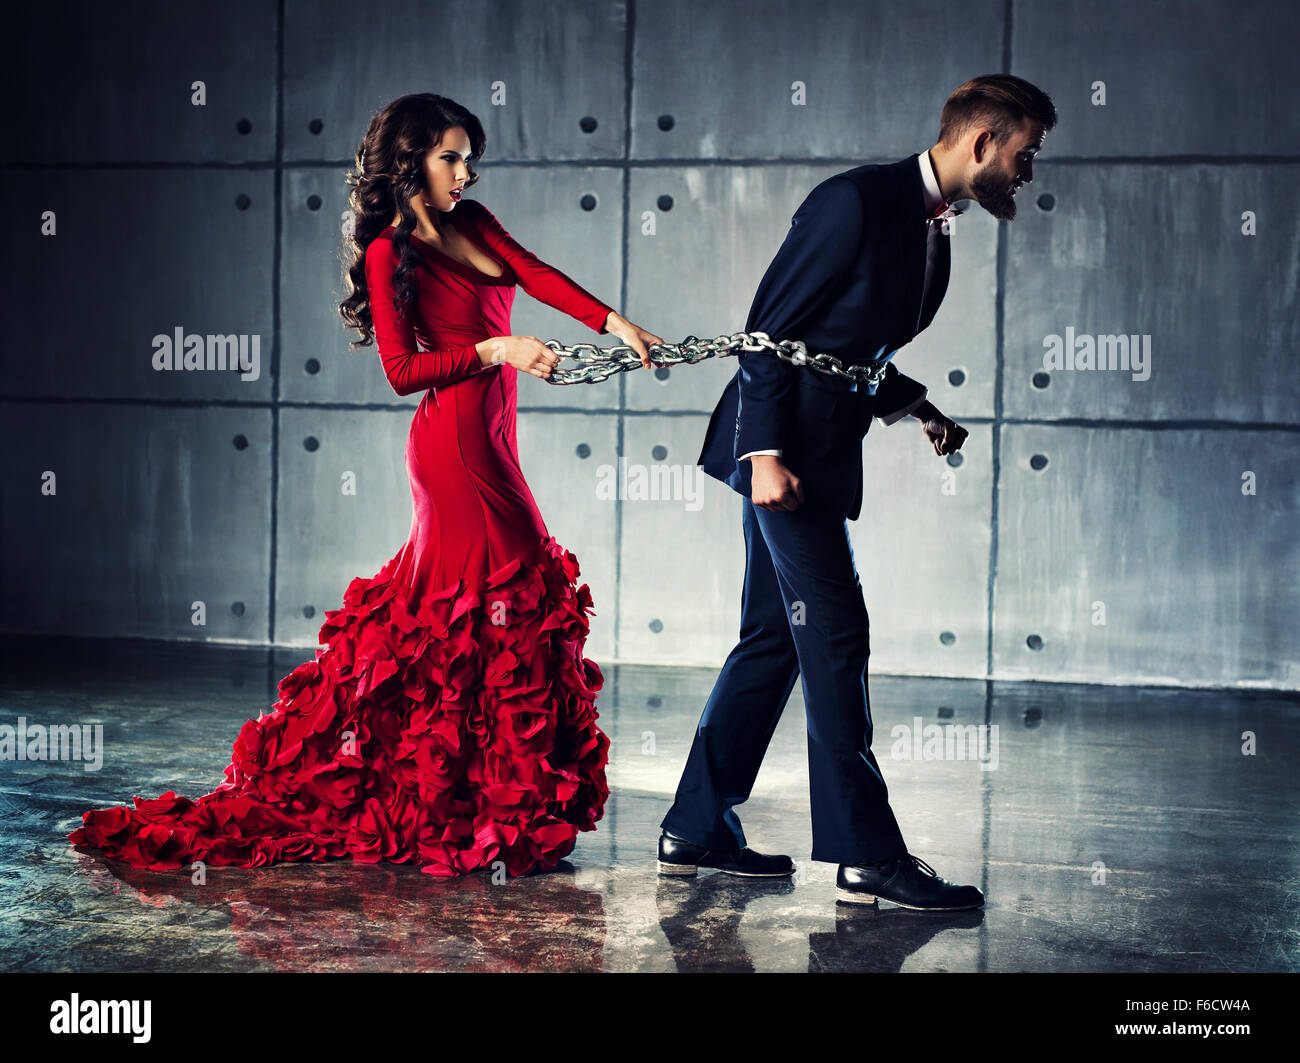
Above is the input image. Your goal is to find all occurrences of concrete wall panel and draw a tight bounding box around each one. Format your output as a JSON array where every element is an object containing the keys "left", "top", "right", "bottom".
[
  {"left": 517, "top": 410, "right": 620, "bottom": 663},
  {"left": 1013, "top": 0, "right": 1300, "bottom": 157},
  {"left": 273, "top": 408, "right": 415, "bottom": 646},
  {"left": 5, "top": 169, "right": 275, "bottom": 402},
  {"left": 849, "top": 423, "right": 993, "bottom": 678},
  {"left": 994, "top": 424, "right": 1300, "bottom": 688},
  {"left": 283, "top": 0, "right": 627, "bottom": 162},
  {"left": 1005, "top": 164, "right": 1300, "bottom": 423},
  {"left": 1, "top": 402, "right": 272, "bottom": 641},
  {"left": 3, "top": 2, "right": 277, "bottom": 164},
  {"left": 632, "top": 0, "right": 1004, "bottom": 160},
  {"left": 615, "top": 415, "right": 744, "bottom": 663}
]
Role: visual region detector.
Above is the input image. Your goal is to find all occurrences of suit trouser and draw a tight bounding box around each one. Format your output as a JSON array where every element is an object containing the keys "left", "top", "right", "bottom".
[{"left": 660, "top": 493, "right": 907, "bottom": 865}]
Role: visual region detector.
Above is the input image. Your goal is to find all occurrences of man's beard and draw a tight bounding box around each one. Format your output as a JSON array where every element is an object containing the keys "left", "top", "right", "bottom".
[{"left": 972, "top": 161, "right": 1018, "bottom": 221}]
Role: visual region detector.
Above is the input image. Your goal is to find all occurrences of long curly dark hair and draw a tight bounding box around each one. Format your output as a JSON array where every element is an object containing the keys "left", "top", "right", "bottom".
[{"left": 338, "top": 94, "right": 487, "bottom": 349}]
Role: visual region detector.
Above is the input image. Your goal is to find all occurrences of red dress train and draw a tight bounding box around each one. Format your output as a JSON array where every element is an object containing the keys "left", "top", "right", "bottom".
[{"left": 68, "top": 199, "right": 616, "bottom": 877}]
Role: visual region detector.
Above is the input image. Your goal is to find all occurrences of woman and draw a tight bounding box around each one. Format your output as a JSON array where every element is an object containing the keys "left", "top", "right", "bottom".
[{"left": 68, "top": 93, "right": 663, "bottom": 878}]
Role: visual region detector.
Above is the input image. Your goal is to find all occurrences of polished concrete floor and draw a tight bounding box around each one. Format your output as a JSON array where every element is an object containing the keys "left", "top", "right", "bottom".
[{"left": 2, "top": 633, "right": 1296, "bottom": 973}]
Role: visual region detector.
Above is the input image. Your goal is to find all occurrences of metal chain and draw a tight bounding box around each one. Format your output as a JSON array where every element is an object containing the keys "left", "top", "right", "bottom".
[{"left": 539, "top": 331, "right": 892, "bottom": 388}]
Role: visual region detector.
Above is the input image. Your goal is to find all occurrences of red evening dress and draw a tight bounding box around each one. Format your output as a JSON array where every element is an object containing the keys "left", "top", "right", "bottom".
[{"left": 68, "top": 198, "right": 615, "bottom": 877}]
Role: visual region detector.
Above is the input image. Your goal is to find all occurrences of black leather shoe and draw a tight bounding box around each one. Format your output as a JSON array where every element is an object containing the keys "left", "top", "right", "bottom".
[
  {"left": 836, "top": 853, "right": 984, "bottom": 910},
  {"left": 657, "top": 830, "right": 794, "bottom": 878}
]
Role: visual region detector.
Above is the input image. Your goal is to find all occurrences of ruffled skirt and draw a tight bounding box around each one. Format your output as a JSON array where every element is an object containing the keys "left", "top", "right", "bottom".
[{"left": 67, "top": 536, "right": 609, "bottom": 877}]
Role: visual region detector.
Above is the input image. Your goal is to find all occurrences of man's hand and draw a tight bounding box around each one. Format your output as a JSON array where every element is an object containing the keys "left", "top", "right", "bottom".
[
  {"left": 912, "top": 400, "right": 968, "bottom": 457},
  {"left": 749, "top": 454, "right": 804, "bottom": 511}
]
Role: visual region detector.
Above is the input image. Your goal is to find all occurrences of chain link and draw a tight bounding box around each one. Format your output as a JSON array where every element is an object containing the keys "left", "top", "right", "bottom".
[{"left": 538, "top": 331, "right": 892, "bottom": 388}]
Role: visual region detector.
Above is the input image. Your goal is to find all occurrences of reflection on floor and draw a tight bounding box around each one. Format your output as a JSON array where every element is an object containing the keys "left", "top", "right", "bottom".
[{"left": 2, "top": 634, "right": 1296, "bottom": 973}]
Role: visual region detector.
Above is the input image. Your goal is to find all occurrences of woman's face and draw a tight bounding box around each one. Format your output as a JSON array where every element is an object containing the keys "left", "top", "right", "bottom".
[{"left": 421, "top": 126, "right": 473, "bottom": 213}]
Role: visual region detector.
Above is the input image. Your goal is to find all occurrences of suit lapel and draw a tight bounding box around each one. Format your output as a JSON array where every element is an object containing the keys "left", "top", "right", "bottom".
[
  {"left": 897, "top": 155, "right": 929, "bottom": 342},
  {"left": 917, "top": 226, "right": 950, "bottom": 334},
  {"left": 899, "top": 152, "right": 951, "bottom": 337},
  {"left": 854, "top": 154, "right": 951, "bottom": 349}
]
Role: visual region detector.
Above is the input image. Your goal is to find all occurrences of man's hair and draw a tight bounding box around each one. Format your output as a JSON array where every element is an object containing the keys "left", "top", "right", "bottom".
[{"left": 937, "top": 74, "right": 1057, "bottom": 148}]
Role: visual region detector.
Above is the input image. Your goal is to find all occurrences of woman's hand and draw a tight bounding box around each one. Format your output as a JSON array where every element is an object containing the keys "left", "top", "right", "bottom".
[
  {"left": 477, "top": 336, "right": 560, "bottom": 379},
  {"left": 603, "top": 310, "right": 664, "bottom": 371}
]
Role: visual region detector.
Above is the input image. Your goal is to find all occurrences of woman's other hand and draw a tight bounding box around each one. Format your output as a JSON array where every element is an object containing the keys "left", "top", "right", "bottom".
[
  {"left": 604, "top": 310, "right": 664, "bottom": 371},
  {"left": 478, "top": 336, "right": 559, "bottom": 379}
]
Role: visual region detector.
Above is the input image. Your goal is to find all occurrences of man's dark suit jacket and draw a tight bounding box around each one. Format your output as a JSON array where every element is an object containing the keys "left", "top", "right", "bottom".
[{"left": 697, "top": 153, "right": 950, "bottom": 522}]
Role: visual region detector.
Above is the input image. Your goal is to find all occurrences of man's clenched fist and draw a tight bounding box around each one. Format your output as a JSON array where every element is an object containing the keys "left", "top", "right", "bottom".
[
  {"left": 913, "top": 401, "right": 968, "bottom": 457},
  {"left": 749, "top": 454, "right": 805, "bottom": 511}
]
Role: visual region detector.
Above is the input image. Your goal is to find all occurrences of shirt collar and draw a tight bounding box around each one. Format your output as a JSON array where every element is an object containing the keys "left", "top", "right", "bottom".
[{"left": 919, "top": 150, "right": 945, "bottom": 215}]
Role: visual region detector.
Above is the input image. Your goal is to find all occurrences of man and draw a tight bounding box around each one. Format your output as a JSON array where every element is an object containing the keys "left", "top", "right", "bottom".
[{"left": 659, "top": 74, "right": 1057, "bottom": 910}]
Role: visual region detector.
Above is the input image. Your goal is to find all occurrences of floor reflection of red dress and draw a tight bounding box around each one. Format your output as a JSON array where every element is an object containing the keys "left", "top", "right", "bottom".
[
  {"left": 224, "top": 869, "right": 609, "bottom": 972},
  {"left": 69, "top": 199, "right": 614, "bottom": 878},
  {"left": 83, "top": 862, "right": 609, "bottom": 972}
]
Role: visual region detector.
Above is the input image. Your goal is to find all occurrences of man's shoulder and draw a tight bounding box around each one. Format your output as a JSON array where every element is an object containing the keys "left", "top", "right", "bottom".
[
  {"left": 830, "top": 155, "right": 915, "bottom": 194},
  {"left": 793, "top": 156, "right": 914, "bottom": 224}
]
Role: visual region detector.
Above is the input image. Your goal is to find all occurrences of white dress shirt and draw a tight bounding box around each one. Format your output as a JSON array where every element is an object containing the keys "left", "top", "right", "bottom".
[{"left": 740, "top": 152, "right": 943, "bottom": 462}]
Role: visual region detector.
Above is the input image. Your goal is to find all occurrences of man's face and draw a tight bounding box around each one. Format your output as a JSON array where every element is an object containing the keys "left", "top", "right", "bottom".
[{"left": 970, "top": 118, "right": 1046, "bottom": 221}]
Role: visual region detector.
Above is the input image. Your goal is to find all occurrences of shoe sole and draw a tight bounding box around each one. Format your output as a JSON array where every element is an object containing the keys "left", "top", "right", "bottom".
[
  {"left": 657, "top": 860, "right": 794, "bottom": 878},
  {"left": 835, "top": 886, "right": 983, "bottom": 910}
]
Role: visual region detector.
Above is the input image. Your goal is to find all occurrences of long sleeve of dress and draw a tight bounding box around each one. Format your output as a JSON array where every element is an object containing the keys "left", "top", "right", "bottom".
[
  {"left": 364, "top": 237, "right": 484, "bottom": 396},
  {"left": 463, "top": 201, "right": 615, "bottom": 333}
]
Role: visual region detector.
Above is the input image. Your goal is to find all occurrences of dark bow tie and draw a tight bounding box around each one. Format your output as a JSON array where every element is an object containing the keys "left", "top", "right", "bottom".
[{"left": 927, "top": 200, "right": 966, "bottom": 225}]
